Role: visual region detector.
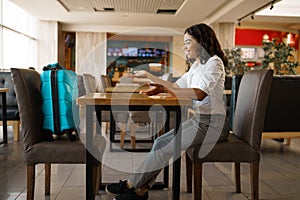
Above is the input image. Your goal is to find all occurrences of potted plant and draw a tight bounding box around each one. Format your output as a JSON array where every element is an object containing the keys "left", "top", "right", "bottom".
[
  {"left": 262, "top": 38, "right": 298, "bottom": 75},
  {"left": 223, "top": 47, "right": 247, "bottom": 76}
]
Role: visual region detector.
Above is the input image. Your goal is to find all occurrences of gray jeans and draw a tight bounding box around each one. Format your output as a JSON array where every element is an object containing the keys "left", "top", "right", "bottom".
[{"left": 128, "top": 114, "right": 229, "bottom": 189}]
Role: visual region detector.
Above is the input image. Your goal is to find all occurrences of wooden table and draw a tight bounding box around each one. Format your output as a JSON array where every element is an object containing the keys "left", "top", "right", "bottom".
[
  {"left": 112, "top": 77, "right": 151, "bottom": 84},
  {"left": 77, "top": 93, "right": 192, "bottom": 200},
  {"left": 0, "top": 88, "right": 8, "bottom": 145},
  {"left": 132, "top": 77, "right": 151, "bottom": 84},
  {"left": 105, "top": 84, "right": 150, "bottom": 93},
  {"left": 111, "top": 77, "right": 151, "bottom": 86}
]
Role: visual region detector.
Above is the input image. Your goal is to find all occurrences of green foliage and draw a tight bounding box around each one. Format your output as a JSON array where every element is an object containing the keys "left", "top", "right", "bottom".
[
  {"left": 223, "top": 48, "right": 248, "bottom": 76},
  {"left": 262, "top": 38, "right": 298, "bottom": 75}
]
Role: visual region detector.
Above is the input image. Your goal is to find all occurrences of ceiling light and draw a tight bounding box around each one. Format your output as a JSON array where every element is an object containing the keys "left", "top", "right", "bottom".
[
  {"left": 270, "top": 1, "right": 274, "bottom": 10},
  {"left": 156, "top": 9, "right": 177, "bottom": 14},
  {"left": 256, "top": 0, "right": 300, "bottom": 17},
  {"left": 93, "top": 7, "right": 115, "bottom": 12}
]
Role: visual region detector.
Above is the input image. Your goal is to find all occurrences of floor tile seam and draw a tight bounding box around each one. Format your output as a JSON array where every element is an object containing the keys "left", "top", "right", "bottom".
[
  {"left": 260, "top": 179, "right": 285, "bottom": 199},
  {"left": 54, "top": 165, "right": 77, "bottom": 199},
  {"left": 203, "top": 185, "right": 248, "bottom": 200},
  {"left": 14, "top": 186, "right": 26, "bottom": 200},
  {"left": 260, "top": 157, "right": 295, "bottom": 178}
]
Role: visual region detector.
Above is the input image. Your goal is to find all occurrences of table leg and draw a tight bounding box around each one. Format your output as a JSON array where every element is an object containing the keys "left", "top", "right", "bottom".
[
  {"left": 164, "top": 111, "right": 170, "bottom": 188},
  {"left": 172, "top": 109, "right": 181, "bottom": 200},
  {"left": 1, "top": 92, "right": 7, "bottom": 145},
  {"left": 86, "top": 106, "right": 94, "bottom": 200}
]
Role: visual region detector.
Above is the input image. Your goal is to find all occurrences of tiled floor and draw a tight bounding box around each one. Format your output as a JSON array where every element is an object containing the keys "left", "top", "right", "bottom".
[{"left": 1, "top": 127, "right": 300, "bottom": 200}]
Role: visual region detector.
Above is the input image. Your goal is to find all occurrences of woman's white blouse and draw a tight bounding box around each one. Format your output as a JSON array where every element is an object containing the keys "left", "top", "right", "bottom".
[{"left": 176, "top": 55, "right": 226, "bottom": 115}]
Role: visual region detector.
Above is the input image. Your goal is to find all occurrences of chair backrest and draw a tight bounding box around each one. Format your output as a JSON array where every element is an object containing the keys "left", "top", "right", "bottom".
[
  {"left": 0, "top": 71, "right": 18, "bottom": 107},
  {"left": 83, "top": 73, "right": 97, "bottom": 93},
  {"left": 228, "top": 74, "right": 243, "bottom": 130},
  {"left": 233, "top": 69, "right": 273, "bottom": 150},
  {"left": 100, "top": 75, "right": 112, "bottom": 90},
  {"left": 11, "top": 68, "right": 44, "bottom": 151},
  {"left": 263, "top": 75, "right": 300, "bottom": 131},
  {"left": 77, "top": 75, "right": 87, "bottom": 96}
]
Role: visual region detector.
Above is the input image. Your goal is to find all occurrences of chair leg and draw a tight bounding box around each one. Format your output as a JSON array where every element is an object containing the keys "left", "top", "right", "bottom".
[
  {"left": 157, "top": 122, "right": 164, "bottom": 137},
  {"left": 0, "top": 121, "right": 20, "bottom": 141},
  {"left": 194, "top": 163, "right": 202, "bottom": 200},
  {"left": 130, "top": 123, "right": 136, "bottom": 149},
  {"left": 285, "top": 138, "right": 291, "bottom": 145},
  {"left": 250, "top": 163, "right": 259, "bottom": 200},
  {"left": 185, "top": 153, "right": 192, "bottom": 193},
  {"left": 120, "top": 123, "right": 126, "bottom": 149},
  {"left": 93, "top": 165, "right": 98, "bottom": 197},
  {"left": 96, "top": 164, "right": 102, "bottom": 191},
  {"left": 106, "top": 122, "right": 110, "bottom": 134},
  {"left": 234, "top": 162, "right": 241, "bottom": 193},
  {"left": 27, "top": 165, "right": 35, "bottom": 200},
  {"left": 45, "top": 163, "right": 51, "bottom": 195},
  {"left": 13, "top": 121, "right": 20, "bottom": 141}
]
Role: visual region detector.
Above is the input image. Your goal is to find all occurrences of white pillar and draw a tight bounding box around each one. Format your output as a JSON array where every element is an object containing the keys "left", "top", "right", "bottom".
[
  {"left": 37, "top": 21, "right": 59, "bottom": 72},
  {"left": 211, "top": 22, "right": 235, "bottom": 49}
]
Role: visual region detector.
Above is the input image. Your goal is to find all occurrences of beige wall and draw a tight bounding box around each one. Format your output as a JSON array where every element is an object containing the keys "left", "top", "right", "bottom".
[
  {"left": 57, "top": 23, "right": 65, "bottom": 67},
  {"left": 37, "top": 21, "right": 59, "bottom": 72},
  {"left": 172, "top": 35, "right": 186, "bottom": 77},
  {"left": 212, "top": 22, "right": 235, "bottom": 49},
  {"left": 76, "top": 32, "right": 107, "bottom": 90}
]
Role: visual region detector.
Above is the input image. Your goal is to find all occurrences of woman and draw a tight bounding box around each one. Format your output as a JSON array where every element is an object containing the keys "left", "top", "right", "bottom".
[{"left": 106, "top": 23, "right": 229, "bottom": 200}]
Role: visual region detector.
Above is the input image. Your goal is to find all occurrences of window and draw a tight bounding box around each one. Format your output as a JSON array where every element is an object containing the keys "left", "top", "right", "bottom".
[{"left": 0, "top": 0, "right": 37, "bottom": 69}]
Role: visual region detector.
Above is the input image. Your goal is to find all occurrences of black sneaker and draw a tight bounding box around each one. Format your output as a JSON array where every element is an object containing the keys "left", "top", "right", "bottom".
[
  {"left": 114, "top": 189, "right": 149, "bottom": 200},
  {"left": 105, "top": 180, "right": 130, "bottom": 196}
]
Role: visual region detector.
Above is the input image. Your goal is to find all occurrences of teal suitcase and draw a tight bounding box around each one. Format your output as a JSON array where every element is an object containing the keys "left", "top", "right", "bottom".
[{"left": 40, "top": 63, "right": 79, "bottom": 140}]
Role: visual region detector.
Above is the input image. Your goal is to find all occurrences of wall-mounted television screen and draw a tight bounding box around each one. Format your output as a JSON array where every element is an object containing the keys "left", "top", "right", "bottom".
[
  {"left": 240, "top": 47, "right": 256, "bottom": 60},
  {"left": 122, "top": 47, "right": 138, "bottom": 57},
  {"left": 138, "top": 48, "right": 154, "bottom": 57},
  {"left": 107, "top": 47, "right": 122, "bottom": 56}
]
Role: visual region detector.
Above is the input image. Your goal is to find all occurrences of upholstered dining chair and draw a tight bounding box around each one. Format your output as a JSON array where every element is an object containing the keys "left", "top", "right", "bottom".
[
  {"left": 100, "top": 74, "right": 129, "bottom": 148},
  {"left": 128, "top": 74, "right": 168, "bottom": 149},
  {"left": 0, "top": 71, "right": 20, "bottom": 141},
  {"left": 77, "top": 74, "right": 87, "bottom": 97},
  {"left": 185, "top": 69, "right": 273, "bottom": 200},
  {"left": 83, "top": 73, "right": 98, "bottom": 93},
  {"left": 99, "top": 74, "right": 115, "bottom": 134},
  {"left": 129, "top": 110, "right": 165, "bottom": 149},
  {"left": 11, "top": 68, "right": 104, "bottom": 200},
  {"left": 100, "top": 74, "right": 112, "bottom": 91}
]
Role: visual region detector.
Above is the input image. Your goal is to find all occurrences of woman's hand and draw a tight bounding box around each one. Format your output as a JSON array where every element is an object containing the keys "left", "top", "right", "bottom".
[
  {"left": 122, "top": 72, "right": 134, "bottom": 78},
  {"left": 139, "top": 83, "right": 174, "bottom": 96},
  {"left": 134, "top": 70, "right": 150, "bottom": 78}
]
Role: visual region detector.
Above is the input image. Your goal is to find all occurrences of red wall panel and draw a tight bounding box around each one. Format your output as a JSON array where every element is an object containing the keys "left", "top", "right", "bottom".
[{"left": 235, "top": 28, "right": 299, "bottom": 49}]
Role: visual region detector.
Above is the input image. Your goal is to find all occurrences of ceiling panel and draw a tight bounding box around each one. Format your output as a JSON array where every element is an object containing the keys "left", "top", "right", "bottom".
[
  {"left": 9, "top": 0, "right": 300, "bottom": 34},
  {"left": 58, "top": 0, "right": 185, "bottom": 14}
]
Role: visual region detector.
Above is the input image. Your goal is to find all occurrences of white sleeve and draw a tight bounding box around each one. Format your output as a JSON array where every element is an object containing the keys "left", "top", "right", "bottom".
[
  {"left": 191, "top": 57, "right": 223, "bottom": 95},
  {"left": 175, "top": 72, "right": 188, "bottom": 88}
]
